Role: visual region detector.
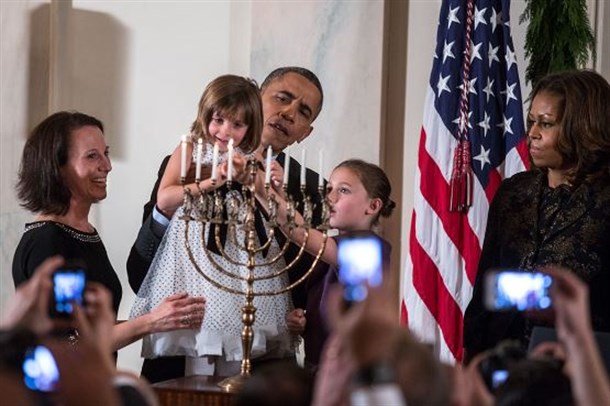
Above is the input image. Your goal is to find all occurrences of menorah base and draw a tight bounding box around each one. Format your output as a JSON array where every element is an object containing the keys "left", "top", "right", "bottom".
[{"left": 217, "top": 373, "right": 248, "bottom": 392}]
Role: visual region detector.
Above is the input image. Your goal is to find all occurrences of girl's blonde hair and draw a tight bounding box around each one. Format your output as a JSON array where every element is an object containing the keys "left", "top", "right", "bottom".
[{"left": 190, "top": 75, "right": 262, "bottom": 153}]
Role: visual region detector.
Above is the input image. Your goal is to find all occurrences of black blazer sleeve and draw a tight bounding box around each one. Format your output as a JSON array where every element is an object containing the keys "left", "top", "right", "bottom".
[{"left": 126, "top": 155, "right": 170, "bottom": 293}]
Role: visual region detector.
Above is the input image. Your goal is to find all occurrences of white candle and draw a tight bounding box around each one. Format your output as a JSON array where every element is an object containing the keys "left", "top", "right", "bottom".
[
  {"left": 283, "top": 149, "right": 290, "bottom": 187},
  {"left": 227, "top": 139, "right": 234, "bottom": 182},
  {"left": 180, "top": 134, "right": 188, "bottom": 179},
  {"left": 264, "top": 145, "right": 272, "bottom": 184},
  {"left": 318, "top": 150, "right": 324, "bottom": 187},
  {"left": 300, "top": 149, "right": 306, "bottom": 187},
  {"left": 195, "top": 138, "right": 203, "bottom": 181},
  {"left": 211, "top": 142, "right": 219, "bottom": 181}
]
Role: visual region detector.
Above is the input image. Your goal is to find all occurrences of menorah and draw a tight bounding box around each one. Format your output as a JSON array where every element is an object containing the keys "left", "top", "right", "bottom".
[{"left": 179, "top": 158, "right": 330, "bottom": 391}]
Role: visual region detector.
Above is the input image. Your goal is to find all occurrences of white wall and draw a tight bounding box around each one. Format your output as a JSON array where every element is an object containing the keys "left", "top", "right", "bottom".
[
  {"left": 0, "top": 0, "right": 50, "bottom": 324},
  {"left": 251, "top": 2, "right": 385, "bottom": 171}
]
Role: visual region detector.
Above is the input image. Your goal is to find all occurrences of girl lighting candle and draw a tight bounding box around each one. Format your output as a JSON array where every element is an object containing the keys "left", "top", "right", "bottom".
[{"left": 131, "top": 75, "right": 295, "bottom": 378}]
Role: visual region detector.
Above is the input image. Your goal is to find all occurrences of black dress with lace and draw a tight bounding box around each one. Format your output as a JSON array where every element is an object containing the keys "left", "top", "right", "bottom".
[{"left": 463, "top": 170, "right": 610, "bottom": 357}]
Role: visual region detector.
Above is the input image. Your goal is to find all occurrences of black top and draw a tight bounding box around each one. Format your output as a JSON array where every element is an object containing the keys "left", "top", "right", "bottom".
[
  {"left": 464, "top": 170, "right": 610, "bottom": 358},
  {"left": 12, "top": 221, "right": 122, "bottom": 314}
]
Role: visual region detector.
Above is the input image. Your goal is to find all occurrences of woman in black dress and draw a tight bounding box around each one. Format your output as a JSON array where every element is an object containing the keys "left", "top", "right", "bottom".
[
  {"left": 12, "top": 111, "right": 205, "bottom": 351},
  {"left": 463, "top": 70, "right": 610, "bottom": 360}
]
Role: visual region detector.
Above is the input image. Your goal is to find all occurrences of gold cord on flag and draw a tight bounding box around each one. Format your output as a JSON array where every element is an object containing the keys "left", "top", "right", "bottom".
[{"left": 449, "top": 0, "right": 475, "bottom": 213}]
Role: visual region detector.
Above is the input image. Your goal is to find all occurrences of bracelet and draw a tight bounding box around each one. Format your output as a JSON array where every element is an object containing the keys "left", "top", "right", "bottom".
[
  {"left": 352, "top": 361, "right": 396, "bottom": 386},
  {"left": 67, "top": 328, "right": 80, "bottom": 346}
]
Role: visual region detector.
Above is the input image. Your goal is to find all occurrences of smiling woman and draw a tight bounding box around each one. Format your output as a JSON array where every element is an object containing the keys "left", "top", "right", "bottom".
[
  {"left": 12, "top": 111, "right": 205, "bottom": 353},
  {"left": 60, "top": 125, "right": 112, "bottom": 206}
]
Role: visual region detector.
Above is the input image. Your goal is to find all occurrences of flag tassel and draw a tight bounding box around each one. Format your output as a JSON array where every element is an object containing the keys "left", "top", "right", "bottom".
[{"left": 449, "top": 140, "right": 473, "bottom": 212}]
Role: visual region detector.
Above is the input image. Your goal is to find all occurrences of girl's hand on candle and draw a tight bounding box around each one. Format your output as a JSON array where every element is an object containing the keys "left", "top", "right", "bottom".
[
  {"left": 219, "top": 153, "right": 249, "bottom": 185},
  {"left": 252, "top": 147, "right": 266, "bottom": 168},
  {"left": 218, "top": 161, "right": 229, "bottom": 181},
  {"left": 232, "top": 154, "right": 251, "bottom": 185}
]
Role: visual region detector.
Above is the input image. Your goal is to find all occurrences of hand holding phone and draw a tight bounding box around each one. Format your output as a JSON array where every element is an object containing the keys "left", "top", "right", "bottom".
[
  {"left": 484, "top": 269, "right": 553, "bottom": 311},
  {"left": 338, "top": 234, "right": 383, "bottom": 304},
  {"left": 50, "top": 263, "right": 86, "bottom": 318}
]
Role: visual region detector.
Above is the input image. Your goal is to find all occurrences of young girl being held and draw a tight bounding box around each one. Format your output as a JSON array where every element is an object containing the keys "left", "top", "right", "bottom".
[
  {"left": 131, "top": 75, "right": 296, "bottom": 377},
  {"left": 260, "top": 158, "right": 396, "bottom": 368},
  {"left": 156, "top": 75, "right": 262, "bottom": 217}
]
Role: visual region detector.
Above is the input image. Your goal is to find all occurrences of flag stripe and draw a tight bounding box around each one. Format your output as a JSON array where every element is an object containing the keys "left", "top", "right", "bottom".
[
  {"left": 414, "top": 168, "right": 473, "bottom": 312},
  {"left": 410, "top": 211, "right": 464, "bottom": 359}
]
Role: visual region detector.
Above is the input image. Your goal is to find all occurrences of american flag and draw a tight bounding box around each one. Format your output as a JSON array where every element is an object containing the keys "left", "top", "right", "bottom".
[{"left": 401, "top": 0, "right": 529, "bottom": 363}]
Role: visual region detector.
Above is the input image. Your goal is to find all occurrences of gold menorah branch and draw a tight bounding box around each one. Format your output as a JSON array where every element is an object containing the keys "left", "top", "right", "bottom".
[{"left": 181, "top": 159, "right": 330, "bottom": 391}]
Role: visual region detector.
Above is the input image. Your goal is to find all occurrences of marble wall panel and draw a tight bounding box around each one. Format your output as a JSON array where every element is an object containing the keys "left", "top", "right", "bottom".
[{"left": 251, "top": 1, "right": 385, "bottom": 177}]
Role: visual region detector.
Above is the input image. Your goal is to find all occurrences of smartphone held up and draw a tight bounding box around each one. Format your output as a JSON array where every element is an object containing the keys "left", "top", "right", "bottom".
[
  {"left": 484, "top": 269, "right": 553, "bottom": 311},
  {"left": 50, "top": 262, "right": 87, "bottom": 318},
  {"left": 338, "top": 234, "right": 383, "bottom": 304},
  {"left": 22, "top": 345, "right": 60, "bottom": 392}
]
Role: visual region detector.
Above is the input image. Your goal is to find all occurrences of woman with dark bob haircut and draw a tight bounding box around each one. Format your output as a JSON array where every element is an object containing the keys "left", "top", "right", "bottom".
[
  {"left": 464, "top": 70, "right": 610, "bottom": 360},
  {"left": 12, "top": 111, "right": 205, "bottom": 351}
]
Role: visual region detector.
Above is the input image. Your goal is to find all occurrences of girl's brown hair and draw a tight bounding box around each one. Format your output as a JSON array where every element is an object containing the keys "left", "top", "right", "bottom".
[
  {"left": 190, "top": 75, "right": 263, "bottom": 153},
  {"left": 335, "top": 159, "right": 396, "bottom": 225}
]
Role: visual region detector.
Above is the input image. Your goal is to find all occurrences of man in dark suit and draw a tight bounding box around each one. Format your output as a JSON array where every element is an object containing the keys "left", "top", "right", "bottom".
[{"left": 127, "top": 67, "right": 325, "bottom": 383}]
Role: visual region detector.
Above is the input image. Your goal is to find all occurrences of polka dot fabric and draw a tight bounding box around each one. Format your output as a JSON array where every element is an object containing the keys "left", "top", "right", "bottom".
[{"left": 130, "top": 141, "right": 294, "bottom": 361}]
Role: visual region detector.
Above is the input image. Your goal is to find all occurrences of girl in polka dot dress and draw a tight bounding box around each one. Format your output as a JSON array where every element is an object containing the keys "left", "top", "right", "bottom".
[{"left": 130, "top": 75, "right": 295, "bottom": 377}]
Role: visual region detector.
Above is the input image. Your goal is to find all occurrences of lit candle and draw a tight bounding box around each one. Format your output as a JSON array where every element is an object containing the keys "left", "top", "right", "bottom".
[
  {"left": 180, "top": 134, "right": 188, "bottom": 179},
  {"left": 300, "top": 148, "right": 306, "bottom": 187},
  {"left": 227, "top": 139, "right": 234, "bottom": 182},
  {"left": 318, "top": 150, "right": 324, "bottom": 187},
  {"left": 195, "top": 138, "right": 203, "bottom": 181},
  {"left": 211, "top": 142, "right": 219, "bottom": 182},
  {"left": 283, "top": 149, "right": 290, "bottom": 187},
  {"left": 264, "top": 145, "right": 272, "bottom": 184}
]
